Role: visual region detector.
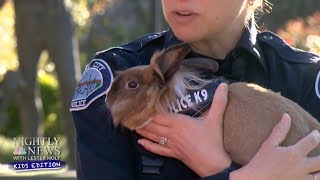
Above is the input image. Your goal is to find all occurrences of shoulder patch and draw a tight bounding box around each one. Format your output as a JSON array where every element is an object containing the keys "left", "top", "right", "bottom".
[
  {"left": 70, "top": 59, "right": 113, "bottom": 111},
  {"left": 316, "top": 70, "right": 320, "bottom": 100}
]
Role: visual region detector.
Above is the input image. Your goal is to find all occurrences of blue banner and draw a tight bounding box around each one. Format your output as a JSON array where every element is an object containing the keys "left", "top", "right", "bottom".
[{"left": 10, "top": 160, "right": 65, "bottom": 171}]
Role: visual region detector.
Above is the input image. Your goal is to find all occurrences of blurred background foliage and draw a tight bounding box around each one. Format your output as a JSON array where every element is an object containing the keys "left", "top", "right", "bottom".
[
  {"left": 0, "top": 1, "right": 17, "bottom": 78},
  {"left": 277, "top": 12, "right": 320, "bottom": 54},
  {"left": 0, "top": 0, "right": 319, "bottom": 163}
]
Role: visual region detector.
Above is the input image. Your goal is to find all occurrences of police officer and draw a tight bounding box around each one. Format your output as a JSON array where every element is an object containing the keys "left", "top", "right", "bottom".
[{"left": 71, "top": 0, "right": 320, "bottom": 179}]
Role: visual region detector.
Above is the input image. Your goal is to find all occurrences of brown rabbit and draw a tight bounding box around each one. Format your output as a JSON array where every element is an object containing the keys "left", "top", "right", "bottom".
[{"left": 106, "top": 43, "right": 320, "bottom": 166}]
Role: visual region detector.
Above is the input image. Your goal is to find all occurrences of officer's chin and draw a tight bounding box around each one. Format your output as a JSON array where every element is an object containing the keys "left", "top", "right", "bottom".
[{"left": 171, "top": 27, "right": 202, "bottom": 43}]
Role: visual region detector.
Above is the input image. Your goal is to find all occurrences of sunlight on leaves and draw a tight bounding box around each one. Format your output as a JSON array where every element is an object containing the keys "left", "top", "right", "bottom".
[
  {"left": 0, "top": 1, "right": 18, "bottom": 77},
  {"left": 66, "top": 0, "right": 90, "bottom": 27}
]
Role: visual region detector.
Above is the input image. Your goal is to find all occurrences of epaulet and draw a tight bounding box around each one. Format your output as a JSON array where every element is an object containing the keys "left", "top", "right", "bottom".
[
  {"left": 96, "top": 31, "right": 167, "bottom": 55},
  {"left": 258, "top": 31, "right": 320, "bottom": 64}
]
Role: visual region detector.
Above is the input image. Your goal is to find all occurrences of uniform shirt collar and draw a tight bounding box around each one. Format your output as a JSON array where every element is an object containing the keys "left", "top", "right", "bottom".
[
  {"left": 234, "top": 21, "right": 267, "bottom": 71},
  {"left": 163, "top": 29, "right": 182, "bottom": 49},
  {"left": 164, "top": 21, "right": 267, "bottom": 71}
]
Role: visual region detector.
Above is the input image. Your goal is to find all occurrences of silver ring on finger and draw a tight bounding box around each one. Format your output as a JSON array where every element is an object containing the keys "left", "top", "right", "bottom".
[
  {"left": 313, "top": 174, "right": 318, "bottom": 180},
  {"left": 159, "top": 137, "right": 168, "bottom": 147}
]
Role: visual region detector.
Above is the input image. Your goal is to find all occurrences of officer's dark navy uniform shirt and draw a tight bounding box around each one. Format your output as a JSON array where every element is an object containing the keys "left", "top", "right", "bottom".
[{"left": 70, "top": 23, "right": 320, "bottom": 180}]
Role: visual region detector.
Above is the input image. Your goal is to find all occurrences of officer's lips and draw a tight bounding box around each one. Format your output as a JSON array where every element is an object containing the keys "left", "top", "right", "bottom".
[{"left": 171, "top": 10, "right": 198, "bottom": 24}]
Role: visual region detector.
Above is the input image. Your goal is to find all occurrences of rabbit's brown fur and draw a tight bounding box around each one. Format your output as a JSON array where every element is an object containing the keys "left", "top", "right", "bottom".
[
  {"left": 106, "top": 43, "right": 320, "bottom": 166},
  {"left": 225, "top": 83, "right": 320, "bottom": 165}
]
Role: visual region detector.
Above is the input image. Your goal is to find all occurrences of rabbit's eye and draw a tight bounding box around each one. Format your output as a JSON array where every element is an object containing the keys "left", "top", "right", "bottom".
[{"left": 127, "top": 81, "right": 138, "bottom": 89}]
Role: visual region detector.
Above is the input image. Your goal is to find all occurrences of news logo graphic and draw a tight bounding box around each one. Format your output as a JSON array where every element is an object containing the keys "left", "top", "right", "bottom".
[
  {"left": 10, "top": 137, "right": 65, "bottom": 172},
  {"left": 13, "top": 146, "right": 27, "bottom": 156}
]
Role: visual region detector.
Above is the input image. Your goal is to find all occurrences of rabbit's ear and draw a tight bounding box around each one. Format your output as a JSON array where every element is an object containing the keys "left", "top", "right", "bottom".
[{"left": 151, "top": 43, "right": 191, "bottom": 81}]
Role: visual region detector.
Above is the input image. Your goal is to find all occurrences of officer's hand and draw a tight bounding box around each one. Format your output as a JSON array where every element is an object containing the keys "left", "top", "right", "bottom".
[
  {"left": 231, "top": 114, "right": 320, "bottom": 180},
  {"left": 136, "top": 83, "right": 231, "bottom": 177}
]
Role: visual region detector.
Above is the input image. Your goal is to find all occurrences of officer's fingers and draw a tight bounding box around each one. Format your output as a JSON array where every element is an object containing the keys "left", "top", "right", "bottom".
[
  {"left": 263, "top": 114, "right": 292, "bottom": 148},
  {"left": 306, "top": 156, "right": 320, "bottom": 173},
  {"left": 207, "top": 83, "right": 228, "bottom": 118},
  {"left": 138, "top": 139, "right": 177, "bottom": 159},
  {"left": 205, "top": 83, "right": 228, "bottom": 124},
  {"left": 293, "top": 130, "right": 320, "bottom": 157},
  {"left": 142, "top": 121, "right": 170, "bottom": 137},
  {"left": 136, "top": 129, "right": 161, "bottom": 143},
  {"left": 150, "top": 113, "right": 174, "bottom": 127}
]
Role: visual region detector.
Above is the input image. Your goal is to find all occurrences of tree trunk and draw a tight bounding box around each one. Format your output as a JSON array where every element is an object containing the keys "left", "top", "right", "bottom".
[{"left": 14, "top": 0, "right": 80, "bottom": 169}]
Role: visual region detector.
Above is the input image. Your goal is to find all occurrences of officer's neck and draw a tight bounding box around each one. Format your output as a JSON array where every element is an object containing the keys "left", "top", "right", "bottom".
[{"left": 190, "top": 24, "right": 245, "bottom": 60}]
